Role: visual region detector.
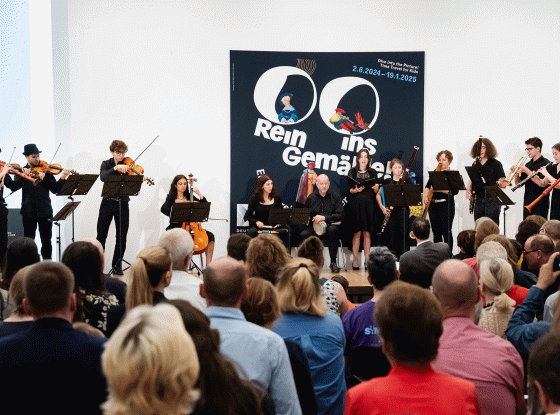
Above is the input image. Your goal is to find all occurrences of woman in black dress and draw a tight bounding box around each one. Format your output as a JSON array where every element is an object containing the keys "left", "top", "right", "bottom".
[
  {"left": 376, "top": 158, "right": 410, "bottom": 258},
  {"left": 536, "top": 142, "right": 560, "bottom": 220},
  {"left": 244, "top": 174, "right": 283, "bottom": 238},
  {"left": 347, "top": 148, "right": 379, "bottom": 269}
]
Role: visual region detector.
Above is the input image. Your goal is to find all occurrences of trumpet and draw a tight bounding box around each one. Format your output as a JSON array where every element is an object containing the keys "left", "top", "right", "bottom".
[
  {"left": 503, "top": 155, "right": 528, "bottom": 186},
  {"left": 512, "top": 161, "right": 552, "bottom": 191}
]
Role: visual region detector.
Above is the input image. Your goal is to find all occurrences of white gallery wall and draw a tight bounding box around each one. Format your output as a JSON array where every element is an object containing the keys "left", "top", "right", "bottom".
[{"left": 4, "top": 0, "right": 559, "bottom": 270}]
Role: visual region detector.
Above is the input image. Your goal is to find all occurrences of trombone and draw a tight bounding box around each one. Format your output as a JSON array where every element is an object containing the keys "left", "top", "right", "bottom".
[{"left": 503, "top": 156, "right": 528, "bottom": 186}]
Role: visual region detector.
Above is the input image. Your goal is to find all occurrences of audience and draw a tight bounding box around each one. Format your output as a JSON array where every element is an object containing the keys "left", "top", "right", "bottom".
[
  {"left": 0, "top": 261, "right": 107, "bottom": 415},
  {"left": 227, "top": 232, "right": 252, "bottom": 262},
  {"left": 342, "top": 247, "right": 395, "bottom": 386},
  {"left": 431, "top": 259, "right": 525, "bottom": 415},
  {"left": 102, "top": 303, "right": 200, "bottom": 415},
  {"left": 524, "top": 234, "right": 558, "bottom": 298},
  {"left": 331, "top": 275, "right": 354, "bottom": 309},
  {"left": 345, "top": 280, "right": 481, "bottom": 415},
  {"left": 297, "top": 235, "right": 349, "bottom": 317},
  {"left": 246, "top": 233, "right": 290, "bottom": 283},
  {"left": 478, "top": 258, "right": 515, "bottom": 338},
  {"left": 158, "top": 228, "right": 206, "bottom": 311},
  {"left": 540, "top": 219, "right": 560, "bottom": 245},
  {"left": 526, "top": 214, "right": 547, "bottom": 229},
  {"left": 0, "top": 266, "right": 34, "bottom": 337},
  {"left": 527, "top": 332, "right": 560, "bottom": 415},
  {"left": 515, "top": 218, "right": 541, "bottom": 257},
  {"left": 202, "top": 257, "right": 302, "bottom": 415},
  {"left": 462, "top": 219, "right": 500, "bottom": 272},
  {"left": 453, "top": 229, "right": 476, "bottom": 260}
]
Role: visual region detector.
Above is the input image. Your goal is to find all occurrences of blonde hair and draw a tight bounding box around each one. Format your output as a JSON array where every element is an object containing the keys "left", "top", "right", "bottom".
[
  {"left": 246, "top": 234, "right": 290, "bottom": 283},
  {"left": 9, "top": 266, "right": 31, "bottom": 316},
  {"left": 479, "top": 259, "right": 515, "bottom": 310},
  {"left": 126, "top": 246, "right": 172, "bottom": 310},
  {"left": 241, "top": 278, "right": 280, "bottom": 327},
  {"left": 276, "top": 258, "right": 326, "bottom": 316},
  {"left": 102, "top": 304, "right": 200, "bottom": 415}
]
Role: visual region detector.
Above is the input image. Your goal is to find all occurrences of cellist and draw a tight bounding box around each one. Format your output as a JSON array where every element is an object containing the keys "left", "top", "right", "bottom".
[{"left": 161, "top": 174, "right": 215, "bottom": 265}]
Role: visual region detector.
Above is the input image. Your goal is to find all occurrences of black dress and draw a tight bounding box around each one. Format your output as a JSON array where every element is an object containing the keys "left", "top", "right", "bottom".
[
  {"left": 380, "top": 177, "right": 410, "bottom": 258},
  {"left": 244, "top": 194, "right": 283, "bottom": 238},
  {"left": 347, "top": 169, "right": 376, "bottom": 234},
  {"left": 472, "top": 158, "right": 506, "bottom": 225},
  {"left": 546, "top": 163, "right": 560, "bottom": 220}
]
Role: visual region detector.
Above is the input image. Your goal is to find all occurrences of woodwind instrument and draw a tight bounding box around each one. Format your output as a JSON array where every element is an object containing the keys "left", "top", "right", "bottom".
[
  {"left": 380, "top": 146, "right": 419, "bottom": 233},
  {"left": 469, "top": 137, "right": 484, "bottom": 214},
  {"left": 512, "top": 161, "right": 552, "bottom": 191},
  {"left": 421, "top": 162, "right": 442, "bottom": 219},
  {"left": 525, "top": 175, "right": 560, "bottom": 213},
  {"left": 503, "top": 155, "right": 528, "bottom": 186}
]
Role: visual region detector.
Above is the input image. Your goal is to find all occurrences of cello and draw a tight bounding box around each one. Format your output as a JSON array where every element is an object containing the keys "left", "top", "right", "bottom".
[{"left": 181, "top": 173, "right": 209, "bottom": 255}]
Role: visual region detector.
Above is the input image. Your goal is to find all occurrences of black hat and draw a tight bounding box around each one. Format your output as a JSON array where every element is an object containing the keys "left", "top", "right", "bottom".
[{"left": 23, "top": 144, "right": 41, "bottom": 156}]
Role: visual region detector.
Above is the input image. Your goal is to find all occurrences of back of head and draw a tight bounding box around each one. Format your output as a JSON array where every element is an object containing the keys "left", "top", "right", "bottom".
[
  {"left": 61, "top": 241, "right": 104, "bottom": 292},
  {"left": 375, "top": 281, "right": 442, "bottom": 366},
  {"left": 330, "top": 275, "right": 349, "bottom": 293},
  {"left": 1, "top": 237, "right": 40, "bottom": 290},
  {"left": 476, "top": 241, "right": 508, "bottom": 264},
  {"left": 412, "top": 217, "right": 430, "bottom": 240},
  {"left": 102, "top": 303, "right": 200, "bottom": 415},
  {"left": 367, "top": 246, "right": 398, "bottom": 290},
  {"left": 541, "top": 220, "right": 560, "bottom": 242},
  {"left": 24, "top": 262, "right": 75, "bottom": 318},
  {"left": 203, "top": 257, "right": 246, "bottom": 307},
  {"left": 432, "top": 259, "right": 479, "bottom": 316},
  {"left": 158, "top": 228, "right": 194, "bottom": 270},
  {"left": 474, "top": 220, "right": 500, "bottom": 251},
  {"left": 481, "top": 234, "right": 519, "bottom": 271},
  {"left": 479, "top": 258, "right": 515, "bottom": 310},
  {"left": 126, "top": 246, "right": 172, "bottom": 310},
  {"left": 528, "top": 333, "right": 560, "bottom": 409},
  {"left": 457, "top": 230, "right": 476, "bottom": 257},
  {"left": 297, "top": 235, "right": 325, "bottom": 268},
  {"left": 516, "top": 219, "right": 541, "bottom": 247},
  {"left": 227, "top": 233, "right": 251, "bottom": 261},
  {"left": 528, "top": 234, "right": 555, "bottom": 256},
  {"left": 276, "top": 257, "right": 326, "bottom": 316},
  {"left": 241, "top": 277, "right": 280, "bottom": 327},
  {"left": 246, "top": 234, "right": 289, "bottom": 283},
  {"left": 526, "top": 214, "right": 547, "bottom": 229},
  {"left": 9, "top": 266, "right": 31, "bottom": 316}
]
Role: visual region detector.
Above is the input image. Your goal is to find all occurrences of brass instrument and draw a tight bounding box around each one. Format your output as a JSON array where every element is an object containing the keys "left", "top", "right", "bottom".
[
  {"left": 512, "top": 161, "right": 552, "bottom": 191},
  {"left": 503, "top": 155, "right": 528, "bottom": 186}
]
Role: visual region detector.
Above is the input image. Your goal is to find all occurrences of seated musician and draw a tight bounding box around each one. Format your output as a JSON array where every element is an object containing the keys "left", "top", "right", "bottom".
[
  {"left": 244, "top": 174, "right": 283, "bottom": 238},
  {"left": 161, "top": 174, "right": 214, "bottom": 265}
]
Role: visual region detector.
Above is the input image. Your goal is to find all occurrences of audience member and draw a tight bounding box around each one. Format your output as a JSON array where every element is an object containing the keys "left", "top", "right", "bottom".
[
  {"left": 0, "top": 236, "right": 40, "bottom": 320},
  {"left": 524, "top": 235, "right": 558, "bottom": 298},
  {"left": 274, "top": 257, "right": 346, "bottom": 415},
  {"left": 0, "top": 261, "right": 107, "bottom": 415},
  {"left": 527, "top": 333, "right": 560, "bottom": 415},
  {"left": 227, "top": 233, "right": 252, "bottom": 262},
  {"left": 102, "top": 303, "right": 200, "bottom": 415},
  {"left": 431, "top": 259, "right": 525, "bottom": 415},
  {"left": 463, "top": 219, "right": 500, "bottom": 271},
  {"left": 158, "top": 228, "right": 206, "bottom": 311},
  {"left": 478, "top": 258, "right": 515, "bottom": 338},
  {"left": 526, "top": 214, "right": 547, "bottom": 229},
  {"left": 345, "top": 280, "right": 481, "bottom": 415},
  {"left": 297, "top": 235, "right": 349, "bottom": 317},
  {"left": 453, "top": 229, "right": 476, "bottom": 260},
  {"left": 399, "top": 217, "right": 451, "bottom": 288},
  {"left": 331, "top": 275, "right": 355, "bottom": 309},
  {"left": 342, "top": 247, "right": 395, "bottom": 386},
  {"left": 73, "top": 322, "right": 105, "bottom": 338},
  {"left": 0, "top": 267, "right": 33, "bottom": 338},
  {"left": 515, "top": 218, "right": 541, "bottom": 254},
  {"left": 202, "top": 257, "right": 302, "bottom": 415},
  {"left": 61, "top": 241, "right": 119, "bottom": 335},
  {"left": 540, "top": 219, "right": 560, "bottom": 245},
  {"left": 246, "top": 233, "right": 290, "bottom": 283}
]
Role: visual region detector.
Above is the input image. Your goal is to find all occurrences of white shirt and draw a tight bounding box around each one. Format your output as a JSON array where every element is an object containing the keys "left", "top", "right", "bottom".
[{"left": 164, "top": 270, "right": 206, "bottom": 311}]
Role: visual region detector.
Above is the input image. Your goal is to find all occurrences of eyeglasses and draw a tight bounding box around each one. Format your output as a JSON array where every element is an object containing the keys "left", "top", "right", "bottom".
[
  {"left": 523, "top": 249, "right": 539, "bottom": 255},
  {"left": 526, "top": 147, "right": 535, "bottom": 152}
]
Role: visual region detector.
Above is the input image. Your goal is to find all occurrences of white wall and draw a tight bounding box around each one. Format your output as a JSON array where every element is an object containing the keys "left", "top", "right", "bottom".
[{"left": 47, "top": 0, "right": 559, "bottom": 268}]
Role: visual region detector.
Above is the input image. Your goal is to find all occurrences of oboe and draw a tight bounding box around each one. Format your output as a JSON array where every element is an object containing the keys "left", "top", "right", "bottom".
[{"left": 511, "top": 161, "right": 552, "bottom": 191}]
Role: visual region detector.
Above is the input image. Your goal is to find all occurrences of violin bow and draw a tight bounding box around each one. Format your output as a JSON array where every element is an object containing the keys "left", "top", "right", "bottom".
[
  {"left": 49, "top": 143, "right": 62, "bottom": 165},
  {"left": 133, "top": 135, "right": 159, "bottom": 163},
  {"left": 0, "top": 147, "right": 16, "bottom": 186}
]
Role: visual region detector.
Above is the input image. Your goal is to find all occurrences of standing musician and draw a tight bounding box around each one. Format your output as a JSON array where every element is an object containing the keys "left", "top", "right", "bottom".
[
  {"left": 466, "top": 137, "right": 507, "bottom": 225},
  {"left": 161, "top": 174, "right": 214, "bottom": 265},
  {"left": 377, "top": 158, "right": 410, "bottom": 258},
  {"left": 424, "top": 150, "right": 457, "bottom": 249},
  {"left": 96, "top": 140, "right": 132, "bottom": 274},
  {"left": 10, "top": 144, "right": 71, "bottom": 260},
  {"left": 535, "top": 143, "right": 560, "bottom": 220},
  {"left": 0, "top": 150, "right": 19, "bottom": 268},
  {"left": 513, "top": 137, "right": 550, "bottom": 219}
]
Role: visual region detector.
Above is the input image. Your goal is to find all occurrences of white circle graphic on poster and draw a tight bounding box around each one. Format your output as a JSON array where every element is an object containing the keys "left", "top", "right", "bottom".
[
  {"left": 319, "top": 77, "right": 379, "bottom": 135},
  {"left": 253, "top": 66, "right": 317, "bottom": 124}
]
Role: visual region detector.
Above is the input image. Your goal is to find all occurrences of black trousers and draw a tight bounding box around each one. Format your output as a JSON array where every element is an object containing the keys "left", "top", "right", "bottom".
[
  {"left": 0, "top": 205, "right": 7, "bottom": 269},
  {"left": 474, "top": 193, "right": 500, "bottom": 226},
  {"left": 429, "top": 199, "right": 455, "bottom": 250},
  {"left": 300, "top": 224, "right": 340, "bottom": 264},
  {"left": 22, "top": 216, "right": 53, "bottom": 260},
  {"left": 96, "top": 199, "right": 129, "bottom": 269}
]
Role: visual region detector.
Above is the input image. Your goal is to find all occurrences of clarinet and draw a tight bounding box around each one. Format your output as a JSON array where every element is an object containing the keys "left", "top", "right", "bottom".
[
  {"left": 512, "top": 161, "right": 552, "bottom": 191},
  {"left": 469, "top": 158, "right": 479, "bottom": 214},
  {"left": 380, "top": 146, "right": 419, "bottom": 233}
]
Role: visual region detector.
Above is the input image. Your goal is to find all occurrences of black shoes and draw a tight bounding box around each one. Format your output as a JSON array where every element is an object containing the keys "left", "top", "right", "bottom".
[{"left": 330, "top": 262, "right": 340, "bottom": 273}]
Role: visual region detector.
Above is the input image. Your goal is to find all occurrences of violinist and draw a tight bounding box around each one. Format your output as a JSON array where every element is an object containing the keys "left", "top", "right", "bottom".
[
  {"left": 0, "top": 149, "right": 19, "bottom": 268},
  {"left": 9, "top": 144, "right": 71, "bottom": 261},
  {"left": 96, "top": 140, "right": 132, "bottom": 275},
  {"left": 161, "top": 174, "right": 215, "bottom": 265}
]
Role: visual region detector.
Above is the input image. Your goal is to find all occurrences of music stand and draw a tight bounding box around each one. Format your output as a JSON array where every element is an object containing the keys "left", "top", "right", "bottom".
[
  {"left": 56, "top": 174, "right": 98, "bottom": 244},
  {"left": 101, "top": 175, "right": 143, "bottom": 275},
  {"left": 383, "top": 184, "right": 422, "bottom": 253},
  {"left": 428, "top": 170, "right": 466, "bottom": 246},
  {"left": 170, "top": 202, "right": 211, "bottom": 274},
  {"left": 268, "top": 208, "right": 310, "bottom": 251},
  {"left": 485, "top": 185, "right": 515, "bottom": 235},
  {"left": 52, "top": 201, "right": 81, "bottom": 261}
]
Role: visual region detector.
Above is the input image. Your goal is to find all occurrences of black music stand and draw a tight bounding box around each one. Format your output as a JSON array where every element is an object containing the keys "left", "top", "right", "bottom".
[
  {"left": 428, "top": 170, "right": 466, "bottom": 246},
  {"left": 170, "top": 202, "right": 211, "bottom": 274},
  {"left": 56, "top": 174, "right": 98, "bottom": 244},
  {"left": 52, "top": 201, "right": 81, "bottom": 261},
  {"left": 485, "top": 185, "right": 515, "bottom": 235},
  {"left": 268, "top": 207, "right": 310, "bottom": 251},
  {"left": 383, "top": 184, "right": 422, "bottom": 252},
  {"left": 101, "top": 175, "right": 143, "bottom": 276}
]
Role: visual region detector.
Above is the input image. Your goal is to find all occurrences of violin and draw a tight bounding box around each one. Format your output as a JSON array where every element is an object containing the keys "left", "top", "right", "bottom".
[
  {"left": 181, "top": 173, "right": 209, "bottom": 255},
  {"left": 0, "top": 161, "right": 38, "bottom": 185},
  {"left": 122, "top": 157, "right": 155, "bottom": 186},
  {"left": 32, "top": 160, "right": 78, "bottom": 176}
]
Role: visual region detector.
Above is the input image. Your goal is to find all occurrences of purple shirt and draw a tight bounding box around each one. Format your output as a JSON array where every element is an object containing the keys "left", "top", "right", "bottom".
[
  {"left": 342, "top": 301, "right": 382, "bottom": 352},
  {"left": 432, "top": 317, "right": 526, "bottom": 415}
]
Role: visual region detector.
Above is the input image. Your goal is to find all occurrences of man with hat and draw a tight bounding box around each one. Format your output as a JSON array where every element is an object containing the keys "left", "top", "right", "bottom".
[{"left": 10, "top": 144, "right": 71, "bottom": 260}]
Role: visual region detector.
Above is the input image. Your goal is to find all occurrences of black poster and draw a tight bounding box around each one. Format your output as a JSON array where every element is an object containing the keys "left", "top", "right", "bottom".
[{"left": 230, "top": 51, "right": 424, "bottom": 233}]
